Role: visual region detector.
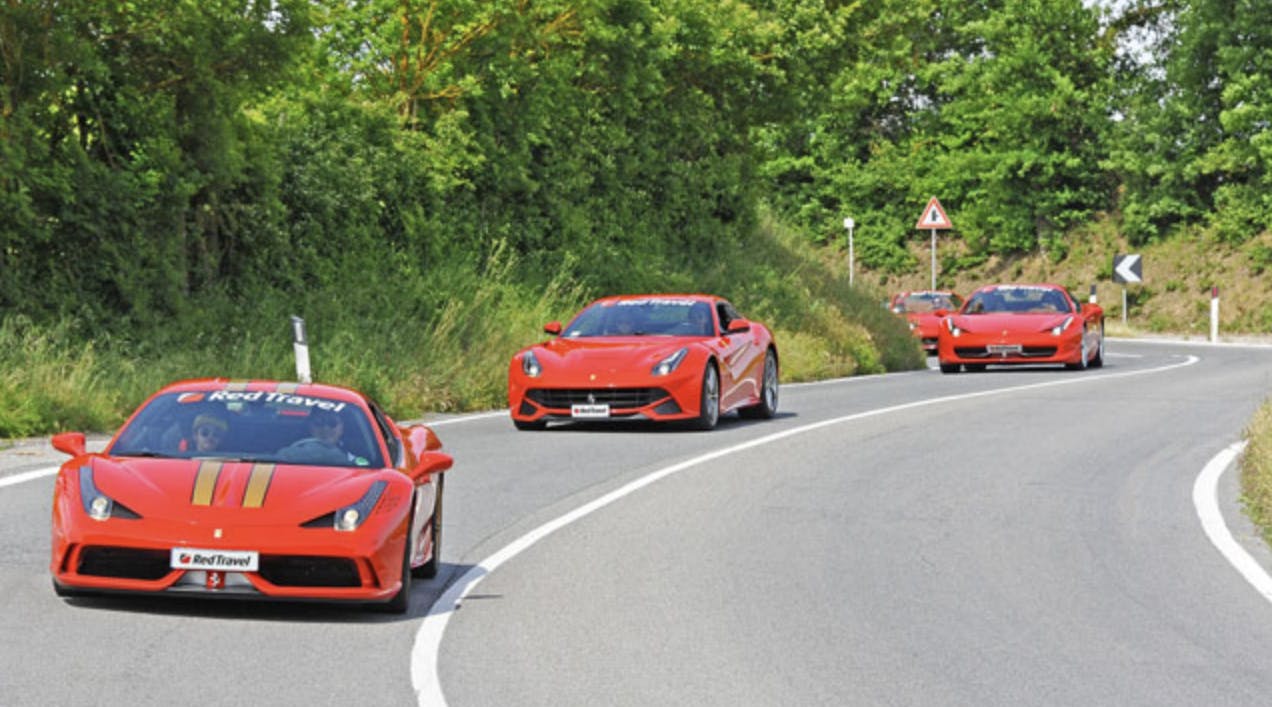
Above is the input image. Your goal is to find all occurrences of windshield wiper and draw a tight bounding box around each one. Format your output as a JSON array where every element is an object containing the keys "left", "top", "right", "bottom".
[{"left": 116, "top": 450, "right": 173, "bottom": 459}]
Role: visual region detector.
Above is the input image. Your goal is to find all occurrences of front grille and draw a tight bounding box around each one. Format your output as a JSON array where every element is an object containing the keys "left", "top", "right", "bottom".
[
  {"left": 78, "top": 546, "right": 171, "bottom": 580},
  {"left": 527, "top": 388, "right": 669, "bottom": 410},
  {"left": 258, "top": 555, "right": 360, "bottom": 587},
  {"left": 954, "top": 346, "right": 1057, "bottom": 358}
]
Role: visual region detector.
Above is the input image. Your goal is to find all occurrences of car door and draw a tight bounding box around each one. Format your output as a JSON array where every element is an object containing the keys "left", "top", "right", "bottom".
[{"left": 714, "top": 300, "right": 763, "bottom": 410}]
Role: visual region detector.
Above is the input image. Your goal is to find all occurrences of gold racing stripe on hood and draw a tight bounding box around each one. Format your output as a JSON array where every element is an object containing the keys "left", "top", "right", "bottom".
[
  {"left": 191, "top": 461, "right": 223, "bottom": 506},
  {"left": 242, "top": 464, "right": 275, "bottom": 509},
  {"left": 224, "top": 381, "right": 250, "bottom": 392},
  {"left": 275, "top": 382, "right": 300, "bottom": 394}
]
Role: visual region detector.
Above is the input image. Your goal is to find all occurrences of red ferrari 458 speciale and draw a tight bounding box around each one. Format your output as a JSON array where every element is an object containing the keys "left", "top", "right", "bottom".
[
  {"left": 936, "top": 283, "right": 1104, "bottom": 373},
  {"left": 50, "top": 379, "right": 453, "bottom": 613},
  {"left": 508, "top": 294, "right": 779, "bottom": 430},
  {"left": 890, "top": 290, "right": 964, "bottom": 354}
]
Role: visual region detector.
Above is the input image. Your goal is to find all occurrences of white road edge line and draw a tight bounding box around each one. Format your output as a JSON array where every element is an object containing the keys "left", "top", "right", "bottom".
[
  {"left": 0, "top": 466, "right": 57, "bottom": 489},
  {"left": 411, "top": 354, "right": 1201, "bottom": 706},
  {"left": 1193, "top": 440, "right": 1272, "bottom": 602}
]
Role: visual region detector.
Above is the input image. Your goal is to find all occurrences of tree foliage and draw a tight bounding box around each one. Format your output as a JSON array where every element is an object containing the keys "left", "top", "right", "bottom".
[{"left": 0, "top": 0, "right": 1267, "bottom": 329}]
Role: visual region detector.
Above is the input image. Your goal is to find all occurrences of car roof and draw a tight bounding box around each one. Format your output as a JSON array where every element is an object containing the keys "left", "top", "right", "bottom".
[
  {"left": 154, "top": 378, "right": 369, "bottom": 406},
  {"left": 589, "top": 293, "right": 719, "bottom": 305}
]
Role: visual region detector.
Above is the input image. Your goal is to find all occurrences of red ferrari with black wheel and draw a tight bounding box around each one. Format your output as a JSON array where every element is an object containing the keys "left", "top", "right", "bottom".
[
  {"left": 890, "top": 290, "right": 964, "bottom": 354},
  {"left": 508, "top": 294, "right": 779, "bottom": 431},
  {"left": 49, "top": 379, "right": 453, "bottom": 614},
  {"left": 936, "top": 283, "right": 1104, "bottom": 373}
]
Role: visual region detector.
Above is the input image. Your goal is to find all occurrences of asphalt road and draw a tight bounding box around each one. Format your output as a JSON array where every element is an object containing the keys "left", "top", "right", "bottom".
[{"left": 4, "top": 339, "right": 1272, "bottom": 706}]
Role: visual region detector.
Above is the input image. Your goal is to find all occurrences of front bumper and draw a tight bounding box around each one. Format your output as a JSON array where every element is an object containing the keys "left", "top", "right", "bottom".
[{"left": 51, "top": 512, "right": 407, "bottom": 603}]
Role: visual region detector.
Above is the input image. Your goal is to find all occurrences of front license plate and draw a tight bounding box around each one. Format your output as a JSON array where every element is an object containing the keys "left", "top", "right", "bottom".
[
  {"left": 571, "top": 403, "right": 611, "bottom": 418},
  {"left": 987, "top": 344, "right": 1022, "bottom": 355},
  {"left": 171, "top": 548, "right": 259, "bottom": 572}
]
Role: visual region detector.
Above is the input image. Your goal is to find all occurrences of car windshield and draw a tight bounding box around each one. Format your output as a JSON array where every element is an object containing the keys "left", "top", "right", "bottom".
[
  {"left": 898, "top": 293, "right": 962, "bottom": 313},
  {"left": 562, "top": 299, "right": 714, "bottom": 337},
  {"left": 108, "top": 390, "right": 385, "bottom": 468},
  {"left": 964, "top": 286, "right": 1072, "bottom": 315}
]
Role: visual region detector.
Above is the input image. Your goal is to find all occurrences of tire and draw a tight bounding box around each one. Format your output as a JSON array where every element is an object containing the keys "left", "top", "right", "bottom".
[
  {"left": 739, "top": 350, "right": 778, "bottom": 420},
  {"left": 1065, "top": 333, "right": 1089, "bottom": 370},
  {"left": 413, "top": 475, "right": 443, "bottom": 579},
  {"left": 513, "top": 418, "right": 547, "bottom": 431},
  {"left": 52, "top": 579, "right": 87, "bottom": 598},
  {"left": 1090, "top": 323, "right": 1105, "bottom": 368},
  {"left": 939, "top": 361, "right": 961, "bottom": 374},
  {"left": 689, "top": 363, "right": 720, "bottom": 431},
  {"left": 378, "top": 511, "right": 414, "bottom": 614}
]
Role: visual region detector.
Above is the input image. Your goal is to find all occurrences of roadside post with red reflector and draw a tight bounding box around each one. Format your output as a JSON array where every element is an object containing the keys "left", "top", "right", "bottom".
[
  {"left": 1211, "top": 286, "right": 1219, "bottom": 343},
  {"left": 291, "top": 315, "right": 312, "bottom": 384}
]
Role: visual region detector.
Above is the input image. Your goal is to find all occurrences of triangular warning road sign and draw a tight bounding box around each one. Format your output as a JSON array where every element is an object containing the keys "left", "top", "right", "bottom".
[{"left": 915, "top": 197, "right": 953, "bottom": 230}]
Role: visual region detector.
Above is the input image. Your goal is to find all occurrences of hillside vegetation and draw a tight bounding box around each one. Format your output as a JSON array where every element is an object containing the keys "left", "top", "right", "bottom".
[{"left": 4, "top": 0, "right": 1272, "bottom": 438}]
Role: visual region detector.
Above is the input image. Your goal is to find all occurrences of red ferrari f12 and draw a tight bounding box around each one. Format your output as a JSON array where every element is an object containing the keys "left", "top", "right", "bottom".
[{"left": 508, "top": 294, "right": 779, "bottom": 430}]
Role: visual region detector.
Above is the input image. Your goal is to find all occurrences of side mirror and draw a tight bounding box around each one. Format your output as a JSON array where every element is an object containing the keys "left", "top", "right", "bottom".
[
  {"left": 402, "top": 424, "right": 444, "bottom": 455},
  {"left": 726, "top": 318, "right": 751, "bottom": 333},
  {"left": 543, "top": 321, "right": 562, "bottom": 335},
  {"left": 410, "top": 450, "right": 453, "bottom": 482},
  {"left": 51, "top": 432, "right": 86, "bottom": 457}
]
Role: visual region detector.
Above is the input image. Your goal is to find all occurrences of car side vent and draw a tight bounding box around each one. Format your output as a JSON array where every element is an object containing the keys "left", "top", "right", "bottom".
[{"left": 301, "top": 512, "right": 335, "bottom": 528}]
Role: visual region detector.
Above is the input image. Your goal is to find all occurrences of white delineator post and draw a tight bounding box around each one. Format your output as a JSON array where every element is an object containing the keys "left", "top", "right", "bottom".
[
  {"left": 843, "top": 217, "right": 855, "bottom": 287},
  {"left": 1210, "top": 286, "right": 1219, "bottom": 343},
  {"left": 291, "top": 315, "right": 312, "bottom": 383}
]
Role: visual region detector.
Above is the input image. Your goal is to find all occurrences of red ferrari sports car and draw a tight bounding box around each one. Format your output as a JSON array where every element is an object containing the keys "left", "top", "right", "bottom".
[
  {"left": 936, "top": 283, "right": 1104, "bottom": 373},
  {"left": 508, "top": 294, "right": 779, "bottom": 430},
  {"left": 49, "top": 378, "right": 453, "bottom": 613},
  {"left": 890, "top": 290, "right": 964, "bottom": 354}
]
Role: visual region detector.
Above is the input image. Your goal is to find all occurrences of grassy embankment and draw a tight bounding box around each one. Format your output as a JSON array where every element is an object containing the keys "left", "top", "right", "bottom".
[{"left": 0, "top": 212, "right": 923, "bottom": 440}]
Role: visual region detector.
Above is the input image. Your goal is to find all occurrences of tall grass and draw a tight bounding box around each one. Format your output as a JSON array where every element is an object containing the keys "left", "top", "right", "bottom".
[
  {"left": 0, "top": 317, "right": 127, "bottom": 436},
  {"left": 1242, "top": 400, "right": 1272, "bottom": 545},
  {"left": 0, "top": 219, "right": 924, "bottom": 438}
]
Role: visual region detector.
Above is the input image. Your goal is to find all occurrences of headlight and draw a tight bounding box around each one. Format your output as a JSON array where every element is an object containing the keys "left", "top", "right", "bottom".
[
  {"left": 1051, "top": 316, "right": 1074, "bottom": 336},
  {"left": 334, "top": 481, "right": 386, "bottom": 532},
  {"left": 944, "top": 318, "right": 961, "bottom": 337},
  {"left": 652, "top": 348, "right": 688, "bottom": 376},
  {"left": 521, "top": 350, "right": 542, "bottom": 377},
  {"left": 78, "top": 466, "right": 139, "bottom": 521}
]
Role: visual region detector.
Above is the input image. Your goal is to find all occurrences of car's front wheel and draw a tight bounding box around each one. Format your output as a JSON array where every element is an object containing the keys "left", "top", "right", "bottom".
[
  {"left": 939, "top": 361, "right": 961, "bottom": 374},
  {"left": 689, "top": 363, "right": 720, "bottom": 431},
  {"left": 1090, "top": 323, "right": 1105, "bottom": 368},
  {"left": 379, "top": 523, "right": 414, "bottom": 614},
  {"left": 1065, "top": 333, "right": 1090, "bottom": 370},
  {"left": 739, "top": 350, "right": 778, "bottom": 419},
  {"left": 513, "top": 418, "right": 547, "bottom": 431},
  {"left": 413, "top": 475, "right": 443, "bottom": 579}
]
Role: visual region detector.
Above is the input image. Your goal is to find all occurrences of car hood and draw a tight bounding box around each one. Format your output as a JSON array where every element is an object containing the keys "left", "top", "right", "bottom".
[
  {"left": 950, "top": 312, "right": 1073, "bottom": 334},
  {"left": 537, "top": 337, "right": 690, "bottom": 365},
  {"left": 84, "top": 455, "right": 394, "bottom": 524},
  {"left": 521, "top": 336, "right": 700, "bottom": 386}
]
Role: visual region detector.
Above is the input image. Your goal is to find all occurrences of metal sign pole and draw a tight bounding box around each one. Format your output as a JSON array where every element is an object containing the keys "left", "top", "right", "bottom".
[
  {"left": 1121, "top": 289, "right": 1127, "bottom": 327},
  {"left": 930, "top": 228, "right": 937, "bottom": 290}
]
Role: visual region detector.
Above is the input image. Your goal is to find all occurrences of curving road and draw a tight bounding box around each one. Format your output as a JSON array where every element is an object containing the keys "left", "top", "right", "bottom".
[{"left": 3, "top": 340, "right": 1272, "bottom": 706}]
